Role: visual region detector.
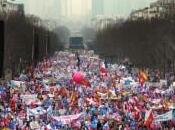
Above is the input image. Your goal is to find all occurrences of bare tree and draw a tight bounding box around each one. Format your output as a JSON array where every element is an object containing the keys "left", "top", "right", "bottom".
[
  {"left": 95, "top": 17, "right": 175, "bottom": 73},
  {"left": 2, "top": 12, "right": 63, "bottom": 76}
]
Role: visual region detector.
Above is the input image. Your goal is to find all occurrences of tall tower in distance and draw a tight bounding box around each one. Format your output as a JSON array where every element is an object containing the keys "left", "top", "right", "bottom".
[
  {"left": 91, "top": 0, "right": 104, "bottom": 17},
  {"left": 54, "top": 0, "right": 61, "bottom": 18},
  {"left": 81, "top": 0, "right": 89, "bottom": 16},
  {"left": 60, "top": 0, "right": 68, "bottom": 17},
  {"left": 59, "top": 0, "right": 72, "bottom": 17},
  {"left": 67, "top": 0, "right": 72, "bottom": 17}
]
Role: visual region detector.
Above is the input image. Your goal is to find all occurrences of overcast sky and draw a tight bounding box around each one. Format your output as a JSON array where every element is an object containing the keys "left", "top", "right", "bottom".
[{"left": 12, "top": 0, "right": 157, "bottom": 18}]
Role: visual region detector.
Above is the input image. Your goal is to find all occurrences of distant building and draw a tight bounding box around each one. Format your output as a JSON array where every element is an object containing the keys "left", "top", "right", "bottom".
[
  {"left": 92, "top": 0, "right": 104, "bottom": 17},
  {"left": 149, "top": 2, "right": 165, "bottom": 19},
  {"left": 142, "top": 7, "right": 149, "bottom": 19},
  {"left": 59, "top": 0, "right": 72, "bottom": 17},
  {"left": 104, "top": 0, "right": 116, "bottom": 17},
  {"left": 7, "top": 1, "right": 24, "bottom": 14},
  {"left": 0, "top": 1, "right": 24, "bottom": 15},
  {"left": 91, "top": 15, "right": 116, "bottom": 30},
  {"left": 60, "top": 0, "right": 68, "bottom": 17},
  {"left": 129, "top": 0, "right": 175, "bottom": 21},
  {"left": 130, "top": 9, "right": 144, "bottom": 21},
  {"left": 157, "top": 0, "right": 175, "bottom": 17},
  {"left": 81, "top": 0, "right": 89, "bottom": 16},
  {"left": 52, "top": 0, "right": 61, "bottom": 18}
]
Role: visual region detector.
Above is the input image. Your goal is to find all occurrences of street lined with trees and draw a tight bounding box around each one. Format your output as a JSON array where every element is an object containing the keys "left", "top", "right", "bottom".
[
  {"left": 0, "top": 12, "right": 63, "bottom": 78},
  {"left": 95, "top": 17, "right": 175, "bottom": 75}
]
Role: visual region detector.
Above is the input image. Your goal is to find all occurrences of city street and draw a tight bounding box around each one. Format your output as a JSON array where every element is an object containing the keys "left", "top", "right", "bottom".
[
  {"left": 1, "top": 0, "right": 175, "bottom": 130},
  {"left": 0, "top": 50, "right": 175, "bottom": 129}
]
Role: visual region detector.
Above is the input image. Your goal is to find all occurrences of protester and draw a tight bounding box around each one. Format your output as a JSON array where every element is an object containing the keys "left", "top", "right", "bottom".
[{"left": 0, "top": 50, "right": 175, "bottom": 130}]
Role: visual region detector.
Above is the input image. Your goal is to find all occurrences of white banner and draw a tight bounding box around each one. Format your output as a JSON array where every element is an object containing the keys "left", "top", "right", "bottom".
[
  {"left": 27, "top": 107, "right": 46, "bottom": 116},
  {"left": 52, "top": 112, "right": 85, "bottom": 125},
  {"left": 21, "top": 94, "right": 37, "bottom": 102},
  {"left": 154, "top": 110, "right": 173, "bottom": 122}
]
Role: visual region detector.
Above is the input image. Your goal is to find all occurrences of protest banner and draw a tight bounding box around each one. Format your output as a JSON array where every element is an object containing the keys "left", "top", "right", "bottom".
[
  {"left": 154, "top": 110, "right": 173, "bottom": 122},
  {"left": 52, "top": 112, "right": 85, "bottom": 125},
  {"left": 21, "top": 94, "right": 37, "bottom": 101}
]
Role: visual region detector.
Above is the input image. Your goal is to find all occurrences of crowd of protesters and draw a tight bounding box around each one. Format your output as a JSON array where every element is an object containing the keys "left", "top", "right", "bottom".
[{"left": 0, "top": 50, "right": 175, "bottom": 130}]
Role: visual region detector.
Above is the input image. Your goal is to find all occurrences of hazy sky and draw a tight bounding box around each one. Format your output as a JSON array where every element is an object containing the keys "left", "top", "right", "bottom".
[{"left": 12, "top": 0, "right": 157, "bottom": 18}]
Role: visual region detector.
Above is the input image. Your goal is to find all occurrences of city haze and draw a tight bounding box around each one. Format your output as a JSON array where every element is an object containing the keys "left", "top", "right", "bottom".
[
  {"left": 13, "top": 0, "right": 157, "bottom": 19},
  {"left": 10, "top": 0, "right": 157, "bottom": 36}
]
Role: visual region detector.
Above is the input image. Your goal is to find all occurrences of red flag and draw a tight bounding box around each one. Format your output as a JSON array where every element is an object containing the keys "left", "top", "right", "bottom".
[
  {"left": 144, "top": 109, "right": 154, "bottom": 128},
  {"left": 80, "top": 79, "right": 91, "bottom": 87},
  {"left": 139, "top": 71, "right": 148, "bottom": 86}
]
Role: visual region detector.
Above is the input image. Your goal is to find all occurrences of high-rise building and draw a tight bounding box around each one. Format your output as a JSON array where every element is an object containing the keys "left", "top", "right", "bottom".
[
  {"left": 91, "top": 0, "right": 104, "bottom": 17},
  {"left": 60, "top": 0, "right": 68, "bottom": 17},
  {"left": 53, "top": 0, "right": 61, "bottom": 18},
  {"left": 81, "top": 0, "right": 89, "bottom": 16},
  {"left": 60, "top": 0, "right": 72, "bottom": 17},
  {"left": 67, "top": 0, "right": 72, "bottom": 17},
  {"left": 103, "top": 0, "right": 116, "bottom": 16}
]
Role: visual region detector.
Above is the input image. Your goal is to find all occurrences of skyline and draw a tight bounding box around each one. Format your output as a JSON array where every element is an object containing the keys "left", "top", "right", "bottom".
[{"left": 12, "top": 0, "right": 157, "bottom": 19}]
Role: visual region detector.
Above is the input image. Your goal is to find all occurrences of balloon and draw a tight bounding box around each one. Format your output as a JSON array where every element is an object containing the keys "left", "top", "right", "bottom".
[{"left": 72, "top": 72, "right": 84, "bottom": 84}]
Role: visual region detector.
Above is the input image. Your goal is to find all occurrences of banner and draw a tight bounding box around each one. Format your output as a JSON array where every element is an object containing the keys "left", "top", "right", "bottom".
[
  {"left": 154, "top": 110, "right": 173, "bottom": 122},
  {"left": 146, "top": 82, "right": 161, "bottom": 88},
  {"left": 52, "top": 112, "right": 85, "bottom": 125},
  {"left": 98, "top": 113, "right": 120, "bottom": 121},
  {"left": 27, "top": 107, "right": 46, "bottom": 116},
  {"left": 21, "top": 94, "right": 37, "bottom": 101},
  {"left": 11, "top": 80, "right": 25, "bottom": 87},
  {"left": 21, "top": 94, "right": 39, "bottom": 105}
]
